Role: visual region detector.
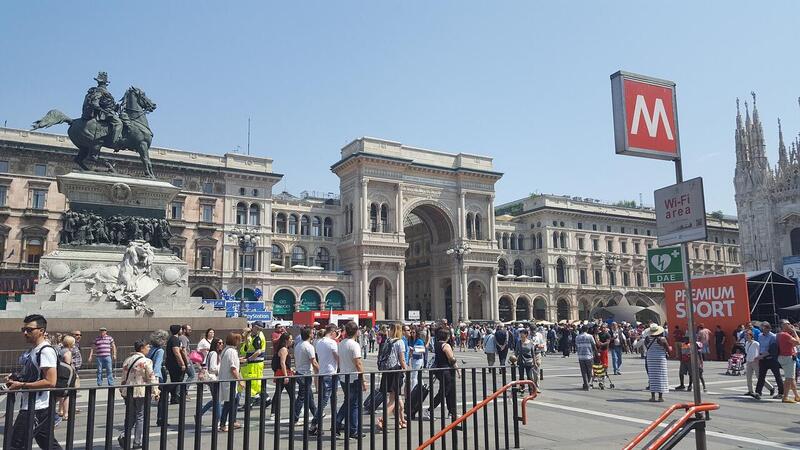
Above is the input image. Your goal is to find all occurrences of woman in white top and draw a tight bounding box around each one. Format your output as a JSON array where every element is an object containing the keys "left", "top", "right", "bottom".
[
  {"left": 197, "top": 328, "right": 215, "bottom": 357},
  {"left": 744, "top": 330, "right": 775, "bottom": 397},
  {"left": 199, "top": 338, "right": 224, "bottom": 425}
]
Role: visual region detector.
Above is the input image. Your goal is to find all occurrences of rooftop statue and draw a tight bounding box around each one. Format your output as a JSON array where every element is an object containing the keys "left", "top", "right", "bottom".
[{"left": 31, "top": 72, "right": 158, "bottom": 178}]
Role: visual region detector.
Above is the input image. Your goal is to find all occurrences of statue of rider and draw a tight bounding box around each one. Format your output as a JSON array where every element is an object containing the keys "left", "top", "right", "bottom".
[{"left": 82, "top": 71, "right": 123, "bottom": 148}]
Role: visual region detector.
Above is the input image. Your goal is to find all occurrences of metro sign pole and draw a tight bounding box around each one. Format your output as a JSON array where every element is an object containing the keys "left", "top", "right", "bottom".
[{"left": 611, "top": 71, "right": 708, "bottom": 449}]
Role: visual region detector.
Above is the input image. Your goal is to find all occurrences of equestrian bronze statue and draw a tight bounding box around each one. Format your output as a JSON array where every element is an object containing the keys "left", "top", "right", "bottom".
[{"left": 31, "top": 71, "right": 158, "bottom": 178}]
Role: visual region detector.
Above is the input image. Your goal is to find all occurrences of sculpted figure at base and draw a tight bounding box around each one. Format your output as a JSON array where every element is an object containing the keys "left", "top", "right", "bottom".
[
  {"left": 31, "top": 71, "right": 158, "bottom": 178},
  {"left": 52, "top": 241, "right": 157, "bottom": 313},
  {"left": 60, "top": 210, "right": 172, "bottom": 249}
]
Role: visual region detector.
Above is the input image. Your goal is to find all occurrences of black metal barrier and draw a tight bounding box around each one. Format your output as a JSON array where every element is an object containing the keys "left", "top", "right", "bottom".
[{"left": 1, "top": 364, "right": 532, "bottom": 450}]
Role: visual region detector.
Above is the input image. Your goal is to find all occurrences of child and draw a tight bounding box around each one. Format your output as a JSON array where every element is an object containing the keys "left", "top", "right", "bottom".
[{"left": 675, "top": 337, "right": 706, "bottom": 392}]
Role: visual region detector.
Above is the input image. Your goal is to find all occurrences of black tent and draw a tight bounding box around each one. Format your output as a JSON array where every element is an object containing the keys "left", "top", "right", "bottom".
[{"left": 747, "top": 270, "right": 799, "bottom": 324}]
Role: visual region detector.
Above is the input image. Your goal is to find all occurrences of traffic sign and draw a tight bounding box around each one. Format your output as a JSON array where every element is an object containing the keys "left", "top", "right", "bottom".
[
  {"left": 654, "top": 177, "right": 707, "bottom": 246},
  {"left": 225, "top": 301, "right": 265, "bottom": 315},
  {"left": 611, "top": 71, "right": 680, "bottom": 161},
  {"left": 244, "top": 311, "right": 273, "bottom": 322},
  {"left": 647, "top": 246, "right": 683, "bottom": 284}
]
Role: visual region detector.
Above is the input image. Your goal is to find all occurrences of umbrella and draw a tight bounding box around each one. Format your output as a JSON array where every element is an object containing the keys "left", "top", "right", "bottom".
[
  {"left": 306, "top": 266, "right": 324, "bottom": 271},
  {"left": 270, "top": 263, "right": 284, "bottom": 271},
  {"left": 496, "top": 274, "right": 506, "bottom": 279},
  {"left": 516, "top": 275, "right": 530, "bottom": 280},
  {"left": 536, "top": 320, "right": 554, "bottom": 325},
  {"left": 504, "top": 274, "right": 517, "bottom": 280},
  {"left": 558, "top": 319, "right": 568, "bottom": 325},
  {"left": 291, "top": 264, "right": 309, "bottom": 271},
  {"left": 593, "top": 305, "right": 646, "bottom": 324}
]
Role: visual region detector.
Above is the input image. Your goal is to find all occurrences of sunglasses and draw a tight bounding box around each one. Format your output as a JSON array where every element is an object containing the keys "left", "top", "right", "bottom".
[{"left": 21, "top": 327, "right": 42, "bottom": 333}]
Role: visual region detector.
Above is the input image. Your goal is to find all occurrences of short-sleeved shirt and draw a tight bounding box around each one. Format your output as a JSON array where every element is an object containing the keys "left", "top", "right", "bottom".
[
  {"left": 294, "top": 340, "right": 316, "bottom": 375},
  {"left": 575, "top": 333, "right": 596, "bottom": 361},
  {"left": 165, "top": 335, "right": 184, "bottom": 370},
  {"left": 315, "top": 337, "right": 339, "bottom": 375},
  {"left": 483, "top": 334, "right": 496, "bottom": 353},
  {"left": 777, "top": 332, "right": 798, "bottom": 357},
  {"left": 178, "top": 335, "right": 190, "bottom": 352},
  {"left": 20, "top": 341, "right": 58, "bottom": 410},
  {"left": 93, "top": 335, "right": 114, "bottom": 357},
  {"left": 338, "top": 338, "right": 362, "bottom": 375}
]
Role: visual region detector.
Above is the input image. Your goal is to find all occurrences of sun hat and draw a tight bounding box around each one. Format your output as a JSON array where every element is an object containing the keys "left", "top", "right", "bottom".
[{"left": 649, "top": 324, "right": 664, "bottom": 336}]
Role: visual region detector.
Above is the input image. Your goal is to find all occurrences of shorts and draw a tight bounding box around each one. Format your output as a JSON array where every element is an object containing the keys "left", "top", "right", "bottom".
[{"left": 778, "top": 355, "right": 795, "bottom": 377}]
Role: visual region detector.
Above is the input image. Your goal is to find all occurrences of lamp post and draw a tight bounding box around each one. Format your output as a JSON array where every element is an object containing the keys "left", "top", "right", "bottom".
[
  {"left": 446, "top": 241, "right": 472, "bottom": 323},
  {"left": 230, "top": 228, "right": 258, "bottom": 318}
]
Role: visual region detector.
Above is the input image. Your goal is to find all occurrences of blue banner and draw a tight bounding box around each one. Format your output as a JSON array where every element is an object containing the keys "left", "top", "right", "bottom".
[
  {"left": 225, "top": 301, "right": 266, "bottom": 315},
  {"left": 203, "top": 299, "right": 226, "bottom": 309}
]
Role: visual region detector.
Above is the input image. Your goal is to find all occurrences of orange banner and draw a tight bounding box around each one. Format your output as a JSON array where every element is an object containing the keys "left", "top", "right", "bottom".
[{"left": 664, "top": 273, "right": 750, "bottom": 359}]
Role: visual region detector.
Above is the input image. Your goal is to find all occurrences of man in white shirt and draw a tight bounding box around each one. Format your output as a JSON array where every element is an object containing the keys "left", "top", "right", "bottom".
[
  {"left": 335, "top": 321, "right": 367, "bottom": 439},
  {"left": 310, "top": 324, "right": 339, "bottom": 436},
  {"left": 6, "top": 314, "right": 62, "bottom": 449},
  {"left": 292, "top": 327, "right": 319, "bottom": 424}
]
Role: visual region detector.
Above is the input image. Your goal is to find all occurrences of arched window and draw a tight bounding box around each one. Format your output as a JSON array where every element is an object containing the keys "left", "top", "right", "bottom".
[
  {"left": 510, "top": 234, "right": 517, "bottom": 250},
  {"left": 502, "top": 234, "right": 509, "bottom": 249},
  {"left": 380, "top": 204, "right": 389, "bottom": 232},
  {"left": 271, "top": 244, "right": 283, "bottom": 266},
  {"left": 513, "top": 259, "right": 524, "bottom": 276},
  {"left": 288, "top": 214, "right": 299, "bottom": 234},
  {"left": 300, "top": 215, "right": 310, "bottom": 235},
  {"left": 249, "top": 203, "right": 260, "bottom": 225},
  {"left": 537, "top": 232, "right": 543, "bottom": 249},
  {"left": 557, "top": 298, "right": 570, "bottom": 321},
  {"left": 636, "top": 272, "right": 643, "bottom": 287},
  {"left": 608, "top": 269, "right": 617, "bottom": 286},
  {"left": 556, "top": 259, "right": 566, "bottom": 283},
  {"left": 312, "top": 216, "right": 322, "bottom": 236},
  {"left": 276, "top": 213, "right": 287, "bottom": 234},
  {"left": 792, "top": 228, "right": 800, "bottom": 255},
  {"left": 496, "top": 232, "right": 501, "bottom": 245},
  {"left": 552, "top": 232, "right": 559, "bottom": 249},
  {"left": 559, "top": 232, "right": 567, "bottom": 249},
  {"left": 534, "top": 259, "right": 544, "bottom": 281},
  {"left": 594, "top": 270, "right": 602, "bottom": 285},
  {"left": 324, "top": 217, "right": 333, "bottom": 237},
  {"left": 348, "top": 204, "right": 354, "bottom": 233},
  {"left": 466, "top": 213, "right": 474, "bottom": 239},
  {"left": 199, "top": 248, "right": 213, "bottom": 269},
  {"left": 498, "top": 259, "right": 508, "bottom": 275},
  {"left": 291, "top": 246, "right": 307, "bottom": 266},
  {"left": 517, "top": 235, "right": 524, "bottom": 250},
  {"left": 623, "top": 272, "right": 630, "bottom": 286},
  {"left": 474, "top": 214, "right": 482, "bottom": 240},
  {"left": 343, "top": 206, "right": 349, "bottom": 234},
  {"left": 316, "top": 247, "right": 331, "bottom": 270},
  {"left": 236, "top": 202, "right": 247, "bottom": 225},
  {"left": 579, "top": 269, "right": 587, "bottom": 284},
  {"left": 370, "top": 203, "right": 378, "bottom": 232},
  {"left": 25, "top": 238, "right": 43, "bottom": 264}
]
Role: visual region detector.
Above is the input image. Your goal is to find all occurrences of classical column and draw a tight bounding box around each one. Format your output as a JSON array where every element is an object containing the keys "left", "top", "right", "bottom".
[
  {"left": 487, "top": 195, "right": 495, "bottom": 243},
  {"left": 398, "top": 262, "right": 406, "bottom": 320},
  {"left": 395, "top": 183, "right": 403, "bottom": 233},
  {"left": 361, "top": 179, "right": 369, "bottom": 231},
  {"left": 458, "top": 192, "right": 466, "bottom": 240},
  {"left": 461, "top": 266, "right": 469, "bottom": 320},
  {"left": 360, "top": 262, "right": 369, "bottom": 311},
  {"left": 490, "top": 268, "right": 499, "bottom": 320}
]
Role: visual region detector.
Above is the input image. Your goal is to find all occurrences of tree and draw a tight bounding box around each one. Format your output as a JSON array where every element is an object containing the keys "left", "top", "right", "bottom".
[
  {"left": 613, "top": 200, "right": 638, "bottom": 208},
  {"left": 710, "top": 210, "right": 725, "bottom": 220}
]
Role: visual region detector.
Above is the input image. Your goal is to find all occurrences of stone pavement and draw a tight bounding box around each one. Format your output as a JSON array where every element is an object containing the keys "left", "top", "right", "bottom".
[{"left": 2, "top": 348, "right": 799, "bottom": 449}]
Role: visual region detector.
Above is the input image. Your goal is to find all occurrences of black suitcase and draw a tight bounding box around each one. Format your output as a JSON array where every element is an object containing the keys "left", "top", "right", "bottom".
[
  {"left": 406, "top": 383, "right": 430, "bottom": 419},
  {"left": 363, "top": 389, "right": 385, "bottom": 413}
]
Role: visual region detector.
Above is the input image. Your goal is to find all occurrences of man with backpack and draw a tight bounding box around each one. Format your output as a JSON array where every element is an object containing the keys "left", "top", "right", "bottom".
[{"left": 5, "top": 314, "right": 64, "bottom": 449}]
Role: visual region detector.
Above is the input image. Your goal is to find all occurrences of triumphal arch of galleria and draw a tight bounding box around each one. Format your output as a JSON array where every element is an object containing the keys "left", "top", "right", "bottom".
[{"left": 332, "top": 137, "right": 502, "bottom": 323}]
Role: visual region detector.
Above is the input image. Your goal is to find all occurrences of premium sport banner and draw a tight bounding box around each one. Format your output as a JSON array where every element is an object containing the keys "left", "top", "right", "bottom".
[{"left": 664, "top": 273, "right": 750, "bottom": 356}]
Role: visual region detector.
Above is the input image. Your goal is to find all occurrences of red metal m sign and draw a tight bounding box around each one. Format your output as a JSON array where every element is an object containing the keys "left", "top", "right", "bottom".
[{"left": 611, "top": 71, "right": 681, "bottom": 161}]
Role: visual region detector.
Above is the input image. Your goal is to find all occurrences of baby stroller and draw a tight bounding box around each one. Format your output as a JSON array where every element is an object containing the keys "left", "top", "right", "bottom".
[
  {"left": 725, "top": 352, "right": 745, "bottom": 376},
  {"left": 590, "top": 356, "right": 615, "bottom": 390}
]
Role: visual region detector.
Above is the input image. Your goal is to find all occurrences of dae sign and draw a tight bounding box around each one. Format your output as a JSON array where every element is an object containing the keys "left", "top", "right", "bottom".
[
  {"left": 611, "top": 71, "right": 680, "bottom": 161},
  {"left": 664, "top": 274, "right": 750, "bottom": 355}
]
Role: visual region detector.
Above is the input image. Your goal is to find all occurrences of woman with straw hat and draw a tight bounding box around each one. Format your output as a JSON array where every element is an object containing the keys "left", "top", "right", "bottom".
[{"left": 644, "top": 323, "right": 670, "bottom": 402}]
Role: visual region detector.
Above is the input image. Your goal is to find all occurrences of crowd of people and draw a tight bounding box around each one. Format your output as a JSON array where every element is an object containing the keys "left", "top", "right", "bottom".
[{"left": 5, "top": 313, "right": 800, "bottom": 449}]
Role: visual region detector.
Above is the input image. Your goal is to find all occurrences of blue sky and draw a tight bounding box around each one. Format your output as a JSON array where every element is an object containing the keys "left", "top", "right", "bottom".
[{"left": 2, "top": 2, "right": 798, "bottom": 214}]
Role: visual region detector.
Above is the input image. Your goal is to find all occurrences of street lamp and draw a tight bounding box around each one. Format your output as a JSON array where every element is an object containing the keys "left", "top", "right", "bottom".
[
  {"left": 229, "top": 228, "right": 258, "bottom": 318},
  {"left": 446, "top": 241, "right": 472, "bottom": 323}
]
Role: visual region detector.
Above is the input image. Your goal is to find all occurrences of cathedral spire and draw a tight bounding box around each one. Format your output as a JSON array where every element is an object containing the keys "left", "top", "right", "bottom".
[
  {"left": 777, "top": 118, "right": 788, "bottom": 173},
  {"left": 750, "top": 92, "right": 767, "bottom": 159},
  {"left": 735, "top": 98, "right": 747, "bottom": 163}
]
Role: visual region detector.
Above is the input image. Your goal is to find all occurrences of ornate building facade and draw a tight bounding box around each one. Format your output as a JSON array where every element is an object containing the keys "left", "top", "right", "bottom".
[
  {"left": 0, "top": 127, "right": 742, "bottom": 321},
  {"left": 734, "top": 94, "right": 800, "bottom": 272}
]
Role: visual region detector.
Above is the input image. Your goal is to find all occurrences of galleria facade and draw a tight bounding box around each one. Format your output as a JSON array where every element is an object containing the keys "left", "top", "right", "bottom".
[{"left": 0, "top": 127, "right": 742, "bottom": 322}]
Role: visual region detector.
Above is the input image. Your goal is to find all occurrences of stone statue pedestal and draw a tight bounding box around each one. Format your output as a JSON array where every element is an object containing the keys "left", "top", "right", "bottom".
[
  {"left": 58, "top": 171, "right": 180, "bottom": 218},
  {"left": 3, "top": 172, "right": 225, "bottom": 321}
]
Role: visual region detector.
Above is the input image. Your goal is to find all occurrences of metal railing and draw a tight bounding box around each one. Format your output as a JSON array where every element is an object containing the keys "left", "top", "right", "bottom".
[
  {"left": 0, "top": 347, "right": 135, "bottom": 374},
  {"left": 1, "top": 364, "right": 534, "bottom": 450},
  {"left": 623, "top": 402, "right": 719, "bottom": 450}
]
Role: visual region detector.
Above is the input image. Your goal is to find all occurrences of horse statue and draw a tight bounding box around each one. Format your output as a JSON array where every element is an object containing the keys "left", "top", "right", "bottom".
[{"left": 31, "top": 86, "right": 158, "bottom": 178}]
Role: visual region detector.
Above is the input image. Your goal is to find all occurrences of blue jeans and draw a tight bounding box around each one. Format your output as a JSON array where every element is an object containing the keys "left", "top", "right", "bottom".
[
  {"left": 335, "top": 379, "right": 361, "bottom": 435},
  {"left": 200, "top": 384, "right": 223, "bottom": 427},
  {"left": 311, "top": 375, "right": 336, "bottom": 428},
  {"left": 293, "top": 375, "right": 317, "bottom": 422},
  {"left": 611, "top": 347, "right": 623, "bottom": 374},
  {"left": 220, "top": 394, "right": 240, "bottom": 427},
  {"left": 96, "top": 355, "right": 114, "bottom": 386}
]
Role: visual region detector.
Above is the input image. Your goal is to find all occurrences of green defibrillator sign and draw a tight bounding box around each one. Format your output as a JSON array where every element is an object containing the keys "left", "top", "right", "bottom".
[{"left": 647, "top": 246, "right": 684, "bottom": 284}]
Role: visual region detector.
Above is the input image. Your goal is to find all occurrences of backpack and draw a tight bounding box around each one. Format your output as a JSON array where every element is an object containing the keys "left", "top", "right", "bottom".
[
  {"left": 36, "top": 345, "right": 76, "bottom": 398},
  {"left": 495, "top": 329, "right": 507, "bottom": 347},
  {"left": 377, "top": 338, "right": 399, "bottom": 371}
]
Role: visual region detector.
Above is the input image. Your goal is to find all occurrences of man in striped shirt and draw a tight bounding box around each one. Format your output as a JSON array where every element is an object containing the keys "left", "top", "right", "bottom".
[{"left": 88, "top": 327, "right": 117, "bottom": 386}]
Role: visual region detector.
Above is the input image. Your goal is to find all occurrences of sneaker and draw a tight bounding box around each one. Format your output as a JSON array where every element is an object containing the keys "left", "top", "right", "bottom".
[
  {"left": 267, "top": 413, "right": 275, "bottom": 422},
  {"left": 674, "top": 385, "right": 685, "bottom": 391},
  {"left": 753, "top": 393, "right": 762, "bottom": 400},
  {"left": 309, "top": 426, "right": 321, "bottom": 436},
  {"left": 703, "top": 388, "right": 708, "bottom": 393},
  {"left": 54, "top": 415, "right": 63, "bottom": 427},
  {"left": 349, "top": 432, "right": 367, "bottom": 440},
  {"left": 769, "top": 388, "right": 776, "bottom": 396},
  {"left": 742, "top": 391, "right": 754, "bottom": 396},
  {"left": 295, "top": 417, "right": 305, "bottom": 426},
  {"left": 773, "top": 394, "right": 784, "bottom": 400}
]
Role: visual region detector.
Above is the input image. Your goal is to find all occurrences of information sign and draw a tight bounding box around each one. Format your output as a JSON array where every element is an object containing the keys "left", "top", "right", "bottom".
[
  {"left": 647, "top": 246, "right": 683, "bottom": 284},
  {"left": 654, "top": 177, "right": 707, "bottom": 246}
]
